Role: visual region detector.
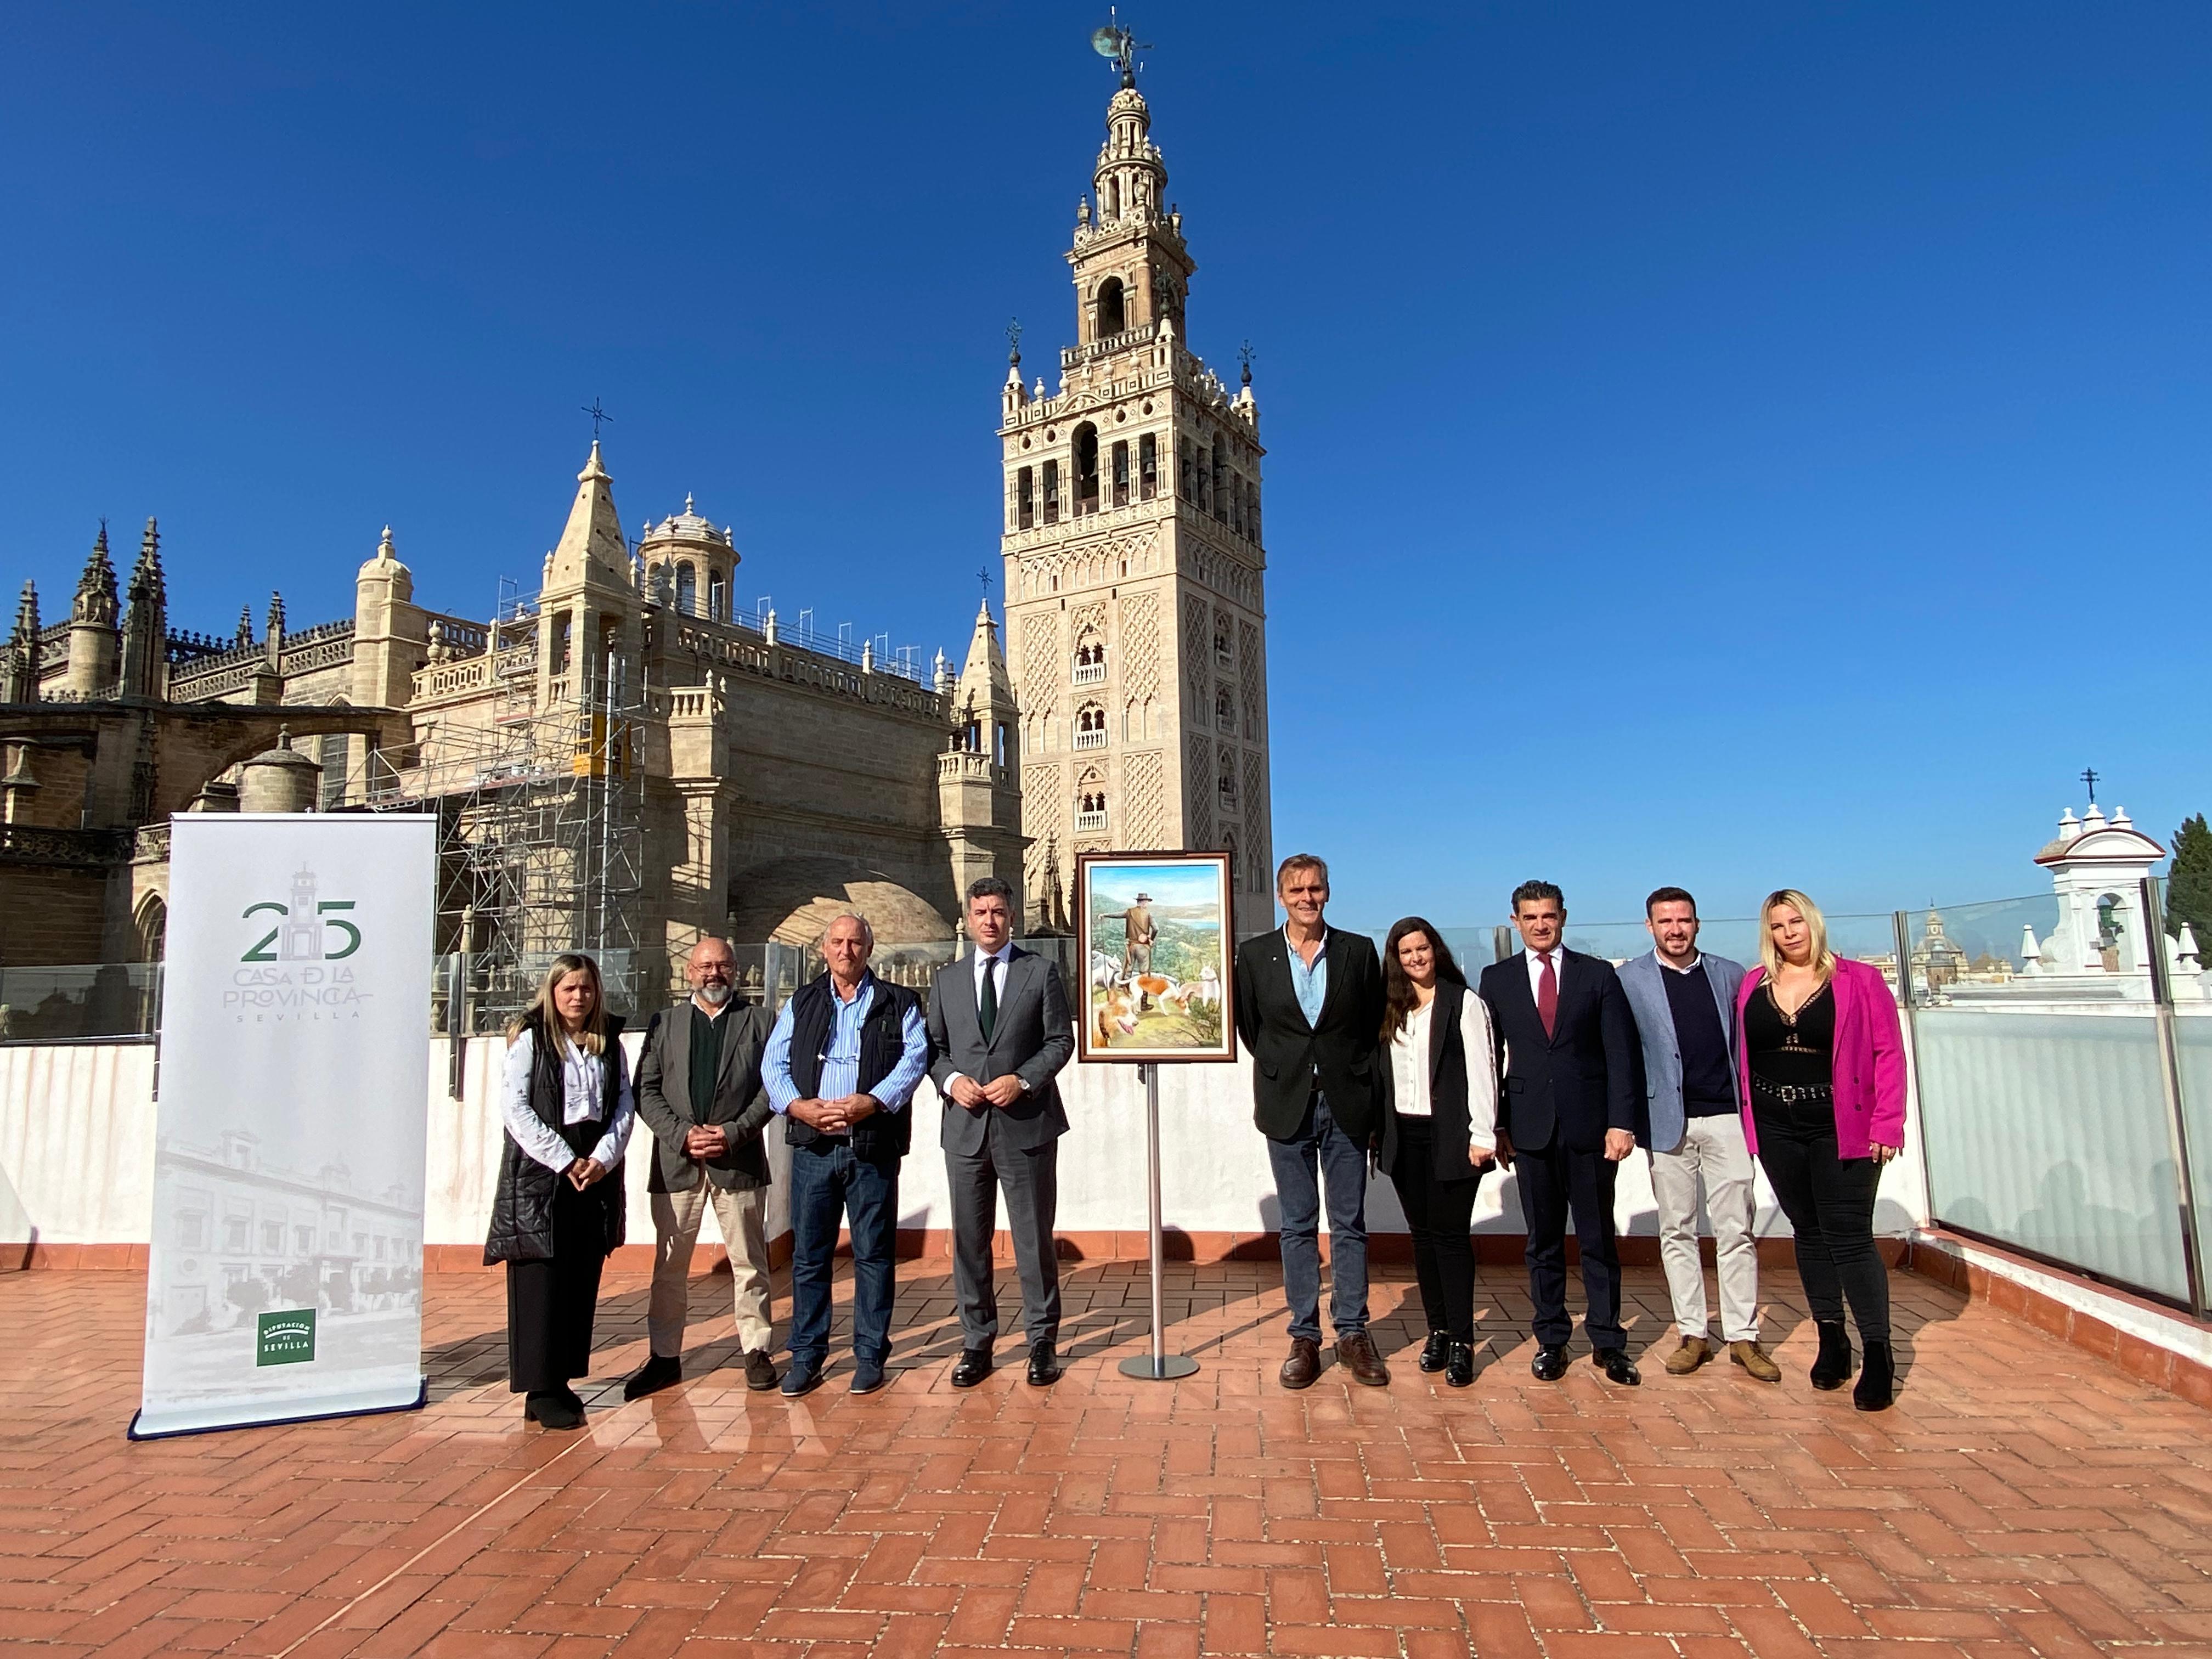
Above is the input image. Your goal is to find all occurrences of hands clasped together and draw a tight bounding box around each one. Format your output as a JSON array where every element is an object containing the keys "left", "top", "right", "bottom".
[
  {"left": 943, "top": 1073, "right": 1026, "bottom": 1111},
  {"left": 785, "top": 1093, "right": 885, "bottom": 1135}
]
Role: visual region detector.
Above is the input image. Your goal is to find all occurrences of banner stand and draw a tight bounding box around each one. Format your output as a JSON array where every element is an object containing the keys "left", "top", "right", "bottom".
[
  {"left": 1118, "top": 1064, "right": 1198, "bottom": 1382},
  {"left": 127, "top": 1380, "right": 426, "bottom": 1442}
]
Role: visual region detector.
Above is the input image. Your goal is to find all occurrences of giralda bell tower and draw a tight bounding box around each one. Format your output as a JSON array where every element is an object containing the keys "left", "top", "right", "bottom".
[{"left": 998, "top": 39, "right": 1274, "bottom": 939}]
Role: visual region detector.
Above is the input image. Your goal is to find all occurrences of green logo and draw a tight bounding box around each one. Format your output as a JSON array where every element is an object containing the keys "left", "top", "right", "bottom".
[
  {"left": 256, "top": 1309, "right": 317, "bottom": 1366},
  {"left": 240, "top": 864, "right": 361, "bottom": 963}
]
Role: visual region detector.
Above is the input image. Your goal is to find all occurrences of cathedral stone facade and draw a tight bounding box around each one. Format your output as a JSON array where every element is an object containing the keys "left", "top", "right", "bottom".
[
  {"left": 1, "top": 61, "right": 1275, "bottom": 993},
  {"left": 1000, "top": 73, "right": 1276, "bottom": 938}
]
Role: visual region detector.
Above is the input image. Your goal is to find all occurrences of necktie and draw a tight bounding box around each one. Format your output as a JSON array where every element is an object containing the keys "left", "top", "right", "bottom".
[
  {"left": 1536, "top": 952, "right": 1558, "bottom": 1039},
  {"left": 979, "top": 953, "right": 998, "bottom": 1043}
]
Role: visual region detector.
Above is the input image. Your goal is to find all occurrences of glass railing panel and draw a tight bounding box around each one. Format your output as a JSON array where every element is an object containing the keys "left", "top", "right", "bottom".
[{"left": 1916, "top": 1005, "right": 2188, "bottom": 1302}]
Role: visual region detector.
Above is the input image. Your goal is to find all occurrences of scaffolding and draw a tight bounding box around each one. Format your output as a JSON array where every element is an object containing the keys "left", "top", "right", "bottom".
[{"left": 361, "top": 632, "right": 647, "bottom": 1032}]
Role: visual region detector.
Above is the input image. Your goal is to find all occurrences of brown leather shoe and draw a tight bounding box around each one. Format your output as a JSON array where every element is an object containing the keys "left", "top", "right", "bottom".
[
  {"left": 1279, "top": 1337, "right": 1322, "bottom": 1390},
  {"left": 1335, "top": 1331, "right": 1391, "bottom": 1387},
  {"left": 1664, "top": 1336, "right": 1711, "bottom": 1375},
  {"left": 1729, "top": 1339, "right": 1782, "bottom": 1383}
]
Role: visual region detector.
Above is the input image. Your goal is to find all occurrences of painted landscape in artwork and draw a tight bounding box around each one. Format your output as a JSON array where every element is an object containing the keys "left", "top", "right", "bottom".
[{"left": 1084, "top": 860, "right": 1227, "bottom": 1054}]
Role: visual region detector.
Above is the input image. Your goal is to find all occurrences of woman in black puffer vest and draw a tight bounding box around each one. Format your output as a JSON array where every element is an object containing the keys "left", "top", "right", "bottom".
[{"left": 485, "top": 953, "right": 633, "bottom": 1430}]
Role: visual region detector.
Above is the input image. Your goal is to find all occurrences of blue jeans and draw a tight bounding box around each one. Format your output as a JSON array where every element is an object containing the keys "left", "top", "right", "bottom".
[
  {"left": 786, "top": 1139, "right": 900, "bottom": 1367},
  {"left": 1265, "top": 1094, "right": 1370, "bottom": 1342}
]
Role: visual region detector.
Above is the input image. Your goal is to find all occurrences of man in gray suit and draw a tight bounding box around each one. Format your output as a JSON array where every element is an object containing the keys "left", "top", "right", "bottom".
[
  {"left": 625, "top": 936, "right": 780, "bottom": 1398},
  {"left": 1617, "top": 888, "right": 1778, "bottom": 1382},
  {"left": 928, "top": 875, "right": 1076, "bottom": 1388}
]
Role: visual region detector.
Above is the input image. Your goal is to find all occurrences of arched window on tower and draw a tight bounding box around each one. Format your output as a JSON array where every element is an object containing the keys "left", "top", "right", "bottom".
[
  {"left": 1074, "top": 703, "right": 1107, "bottom": 750},
  {"left": 1111, "top": 440, "right": 1130, "bottom": 508},
  {"left": 1017, "top": 465, "right": 1035, "bottom": 530},
  {"left": 1178, "top": 439, "right": 1195, "bottom": 503},
  {"left": 1073, "top": 629, "right": 1105, "bottom": 685},
  {"left": 1074, "top": 424, "right": 1101, "bottom": 516},
  {"left": 1096, "top": 276, "right": 1125, "bottom": 340},
  {"left": 708, "top": 568, "right": 727, "bottom": 622},
  {"left": 1043, "top": 459, "right": 1061, "bottom": 525},
  {"left": 1139, "top": 433, "right": 1158, "bottom": 500},
  {"left": 1218, "top": 754, "right": 1238, "bottom": 809},
  {"left": 1246, "top": 478, "right": 1261, "bottom": 543},
  {"left": 1230, "top": 472, "right": 1244, "bottom": 534},
  {"left": 1216, "top": 684, "right": 1235, "bottom": 731},
  {"left": 675, "top": 562, "right": 698, "bottom": 617},
  {"left": 1211, "top": 448, "right": 1227, "bottom": 522},
  {"left": 1076, "top": 788, "right": 1108, "bottom": 832},
  {"left": 1195, "top": 444, "right": 1211, "bottom": 515}
]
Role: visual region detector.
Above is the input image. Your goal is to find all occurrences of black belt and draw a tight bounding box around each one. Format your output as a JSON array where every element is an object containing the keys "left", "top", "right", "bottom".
[{"left": 1752, "top": 1077, "right": 1833, "bottom": 1105}]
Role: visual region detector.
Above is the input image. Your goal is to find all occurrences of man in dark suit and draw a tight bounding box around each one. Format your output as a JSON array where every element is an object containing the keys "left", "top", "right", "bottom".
[
  {"left": 626, "top": 936, "right": 780, "bottom": 1400},
  {"left": 1477, "top": 880, "right": 1644, "bottom": 1386},
  {"left": 928, "top": 875, "right": 1076, "bottom": 1389},
  {"left": 1233, "top": 853, "right": 1390, "bottom": 1390}
]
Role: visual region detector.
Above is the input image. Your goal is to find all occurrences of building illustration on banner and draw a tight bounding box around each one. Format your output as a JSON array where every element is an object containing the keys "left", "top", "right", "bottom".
[{"left": 280, "top": 865, "right": 324, "bottom": 962}]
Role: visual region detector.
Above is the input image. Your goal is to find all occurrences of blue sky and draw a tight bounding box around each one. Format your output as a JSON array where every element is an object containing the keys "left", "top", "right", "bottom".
[{"left": 5, "top": 3, "right": 2207, "bottom": 931}]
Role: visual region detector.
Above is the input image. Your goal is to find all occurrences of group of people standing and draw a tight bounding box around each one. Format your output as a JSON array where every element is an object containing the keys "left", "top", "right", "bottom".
[
  {"left": 1232, "top": 856, "right": 1907, "bottom": 1412},
  {"left": 486, "top": 876, "right": 1077, "bottom": 1426},
  {"left": 483, "top": 855, "right": 1908, "bottom": 1430}
]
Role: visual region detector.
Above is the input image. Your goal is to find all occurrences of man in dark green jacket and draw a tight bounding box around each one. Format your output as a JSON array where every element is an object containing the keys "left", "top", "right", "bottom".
[{"left": 624, "top": 936, "right": 778, "bottom": 1398}]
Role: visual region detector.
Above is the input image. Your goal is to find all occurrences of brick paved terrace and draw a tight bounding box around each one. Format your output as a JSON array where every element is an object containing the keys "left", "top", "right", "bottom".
[{"left": 4, "top": 1258, "right": 2209, "bottom": 1658}]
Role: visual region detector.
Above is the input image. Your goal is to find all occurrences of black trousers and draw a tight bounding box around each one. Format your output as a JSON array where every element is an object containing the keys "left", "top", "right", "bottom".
[
  {"left": 1389, "top": 1120, "right": 1484, "bottom": 1342},
  {"left": 1516, "top": 1137, "right": 1624, "bottom": 1350},
  {"left": 1753, "top": 1090, "right": 1889, "bottom": 1342},
  {"left": 506, "top": 1180, "right": 606, "bottom": 1393}
]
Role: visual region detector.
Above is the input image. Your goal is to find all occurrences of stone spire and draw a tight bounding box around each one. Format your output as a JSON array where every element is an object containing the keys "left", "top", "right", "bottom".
[
  {"left": 235, "top": 604, "right": 254, "bottom": 647},
  {"left": 66, "top": 523, "right": 121, "bottom": 696},
  {"left": 265, "top": 591, "right": 286, "bottom": 667},
  {"left": 958, "top": 597, "right": 1014, "bottom": 703},
  {"left": 1, "top": 582, "right": 40, "bottom": 703},
  {"left": 546, "top": 440, "right": 631, "bottom": 591},
  {"left": 72, "top": 523, "right": 118, "bottom": 625},
  {"left": 119, "top": 518, "right": 168, "bottom": 699}
]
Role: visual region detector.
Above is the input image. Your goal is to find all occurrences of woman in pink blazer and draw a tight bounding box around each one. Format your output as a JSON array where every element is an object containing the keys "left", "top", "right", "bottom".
[{"left": 1734, "top": 890, "right": 1907, "bottom": 1411}]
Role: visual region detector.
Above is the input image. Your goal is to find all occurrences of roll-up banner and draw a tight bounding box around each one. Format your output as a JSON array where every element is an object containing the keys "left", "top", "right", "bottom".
[{"left": 131, "top": 813, "right": 436, "bottom": 1439}]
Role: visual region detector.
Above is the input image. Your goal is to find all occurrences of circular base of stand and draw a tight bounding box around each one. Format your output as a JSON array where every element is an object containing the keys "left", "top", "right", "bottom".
[{"left": 1118, "top": 1354, "right": 1199, "bottom": 1381}]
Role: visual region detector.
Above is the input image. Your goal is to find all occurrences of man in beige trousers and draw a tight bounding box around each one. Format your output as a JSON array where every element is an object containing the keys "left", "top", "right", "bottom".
[{"left": 625, "top": 937, "right": 780, "bottom": 1397}]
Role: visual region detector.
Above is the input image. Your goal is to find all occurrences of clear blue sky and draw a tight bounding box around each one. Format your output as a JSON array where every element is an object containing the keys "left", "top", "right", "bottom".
[{"left": 5, "top": 3, "right": 2207, "bottom": 930}]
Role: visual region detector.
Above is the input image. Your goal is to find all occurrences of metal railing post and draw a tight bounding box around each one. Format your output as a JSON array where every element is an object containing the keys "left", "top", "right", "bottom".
[
  {"left": 2141, "top": 876, "right": 2207, "bottom": 1321},
  {"left": 1892, "top": 911, "right": 1936, "bottom": 1239}
]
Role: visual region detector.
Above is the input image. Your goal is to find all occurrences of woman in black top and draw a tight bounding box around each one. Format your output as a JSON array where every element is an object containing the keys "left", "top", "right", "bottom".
[
  {"left": 1377, "top": 918, "right": 1499, "bottom": 1388},
  {"left": 1739, "top": 890, "right": 1905, "bottom": 1411}
]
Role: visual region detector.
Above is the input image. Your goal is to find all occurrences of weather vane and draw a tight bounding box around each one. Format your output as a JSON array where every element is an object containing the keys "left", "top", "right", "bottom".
[
  {"left": 977, "top": 566, "right": 995, "bottom": 600},
  {"left": 1238, "top": 340, "right": 1255, "bottom": 385},
  {"left": 582, "top": 397, "right": 614, "bottom": 442},
  {"left": 2081, "top": 766, "right": 2100, "bottom": 805},
  {"left": 1090, "top": 10, "right": 1149, "bottom": 84},
  {"left": 1007, "top": 317, "right": 1023, "bottom": 363}
]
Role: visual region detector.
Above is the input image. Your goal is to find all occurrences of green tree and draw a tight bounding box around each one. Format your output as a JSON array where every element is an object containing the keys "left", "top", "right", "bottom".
[{"left": 2166, "top": 814, "right": 2212, "bottom": 951}]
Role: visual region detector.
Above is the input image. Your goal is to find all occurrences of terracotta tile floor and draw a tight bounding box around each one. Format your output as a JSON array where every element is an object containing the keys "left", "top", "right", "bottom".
[{"left": 4, "top": 1258, "right": 2209, "bottom": 1658}]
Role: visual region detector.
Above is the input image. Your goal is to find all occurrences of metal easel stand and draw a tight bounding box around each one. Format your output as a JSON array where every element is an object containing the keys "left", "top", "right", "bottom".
[{"left": 1118, "top": 1062, "right": 1198, "bottom": 1380}]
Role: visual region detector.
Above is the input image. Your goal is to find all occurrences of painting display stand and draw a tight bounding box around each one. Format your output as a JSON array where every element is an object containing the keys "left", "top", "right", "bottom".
[{"left": 1118, "top": 1063, "right": 1199, "bottom": 1381}]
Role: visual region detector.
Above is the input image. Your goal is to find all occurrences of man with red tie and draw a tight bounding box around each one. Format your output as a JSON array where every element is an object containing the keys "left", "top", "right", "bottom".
[{"left": 1476, "top": 881, "right": 1645, "bottom": 1386}]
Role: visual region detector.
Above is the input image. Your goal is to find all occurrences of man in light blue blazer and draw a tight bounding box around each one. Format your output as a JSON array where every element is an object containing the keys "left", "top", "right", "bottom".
[{"left": 1617, "top": 887, "right": 1778, "bottom": 1382}]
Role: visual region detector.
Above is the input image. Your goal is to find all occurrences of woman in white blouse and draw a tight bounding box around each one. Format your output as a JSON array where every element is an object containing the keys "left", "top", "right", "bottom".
[
  {"left": 484, "top": 954, "right": 636, "bottom": 1429},
  {"left": 1376, "top": 918, "right": 1499, "bottom": 1388}
]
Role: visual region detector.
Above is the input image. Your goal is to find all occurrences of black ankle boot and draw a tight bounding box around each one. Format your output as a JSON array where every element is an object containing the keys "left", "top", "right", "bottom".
[
  {"left": 1853, "top": 1340, "right": 1894, "bottom": 1412},
  {"left": 1418, "top": 1331, "right": 1450, "bottom": 1374},
  {"left": 1810, "top": 1319, "right": 1853, "bottom": 1391}
]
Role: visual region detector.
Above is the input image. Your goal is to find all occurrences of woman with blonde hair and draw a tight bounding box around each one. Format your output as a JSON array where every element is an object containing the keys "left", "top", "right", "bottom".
[
  {"left": 1733, "top": 891, "right": 1907, "bottom": 1410},
  {"left": 484, "top": 953, "right": 635, "bottom": 1429}
]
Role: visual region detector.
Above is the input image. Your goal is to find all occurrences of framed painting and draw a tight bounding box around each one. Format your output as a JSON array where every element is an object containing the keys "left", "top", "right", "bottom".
[{"left": 1075, "top": 850, "right": 1237, "bottom": 1063}]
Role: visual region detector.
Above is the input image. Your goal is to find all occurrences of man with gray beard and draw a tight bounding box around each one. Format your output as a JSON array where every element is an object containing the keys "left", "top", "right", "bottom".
[{"left": 625, "top": 936, "right": 781, "bottom": 1398}]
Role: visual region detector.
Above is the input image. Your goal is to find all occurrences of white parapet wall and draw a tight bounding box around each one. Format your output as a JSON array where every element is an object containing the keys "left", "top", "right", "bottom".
[{"left": 2, "top": 1030, "right": 1929, "bottom": 1256}]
